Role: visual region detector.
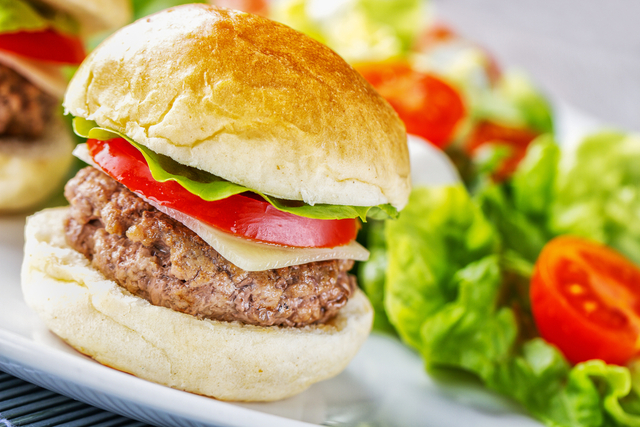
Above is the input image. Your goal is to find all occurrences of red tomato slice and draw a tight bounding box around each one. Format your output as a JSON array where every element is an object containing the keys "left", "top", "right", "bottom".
[
  {"left": 0, "top": 29, "right": 85, "bottom": 65},
  {"left": 87, "top": 138, "right": 358, "bottom": 248},
  {"left": 531, "top": 236, "right": 640, "bottom": 365},
  {"left": 356, "top": 62, "right": 465, "bottom": 148},
  {"left": 466, "top": 120, "right": 539, "bottom": 181}
]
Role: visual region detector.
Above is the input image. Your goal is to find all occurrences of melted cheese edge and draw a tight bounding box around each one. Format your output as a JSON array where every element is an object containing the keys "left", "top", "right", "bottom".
[{"left": 73, "top": 144, "right": 370, "bottom": 271}]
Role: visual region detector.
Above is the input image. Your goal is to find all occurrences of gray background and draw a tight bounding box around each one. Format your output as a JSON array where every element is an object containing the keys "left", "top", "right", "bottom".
[{"left": 432, "top": 0, "right": 640, "bottom": 131}]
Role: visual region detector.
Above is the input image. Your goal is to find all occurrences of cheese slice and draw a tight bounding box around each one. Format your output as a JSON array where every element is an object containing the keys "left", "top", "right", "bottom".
[
  {"left": 0, "top": 50, "right": 67, "bottom": 98},
  {"left": 73, "top": 144, "right": 370, "bottom": 271}
]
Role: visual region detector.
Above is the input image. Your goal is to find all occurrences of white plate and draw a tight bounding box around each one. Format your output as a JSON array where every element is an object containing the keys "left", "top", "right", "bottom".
[{"left": 0, "top": 104, "right": 600, "bottom": 427}]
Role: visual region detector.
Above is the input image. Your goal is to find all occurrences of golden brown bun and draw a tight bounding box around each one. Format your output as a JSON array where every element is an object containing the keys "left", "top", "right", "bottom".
[
  {"left": 21, "top": 208, "right": 374, "bottom": 402},
  {"left": 39, "top": 0, "right": 132, "bottom": 36},
  {"left": 0, "top": 117, "right": 73, "bottom": 213},
  {"left": 64, "top": 4, "right": 411, "bottom": 209}
]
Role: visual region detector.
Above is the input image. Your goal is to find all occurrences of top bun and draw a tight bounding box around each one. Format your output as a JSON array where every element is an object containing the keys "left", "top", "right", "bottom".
[
  {"left": 39, "top": 0, "right": 132, "bottom": 36},
  {"left": 64, "top": 4, "right": 411, "bottom": 209}
]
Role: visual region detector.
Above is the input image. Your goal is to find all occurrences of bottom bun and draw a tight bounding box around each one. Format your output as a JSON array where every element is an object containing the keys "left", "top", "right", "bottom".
[
  {"left": 21, "top": 207, "right": 374, "bottom": 402},
  {"left": 0, "top": 116, "right": 74, "bottom": 213}
]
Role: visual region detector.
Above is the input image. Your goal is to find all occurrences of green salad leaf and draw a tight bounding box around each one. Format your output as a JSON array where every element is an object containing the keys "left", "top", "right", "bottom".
[
  {"left": 0, "top": 0, "right": 79, "bottom": 35},
  {"left": 0, "top": 0, "right": 48, "bottom": 34},
  {"left": 73, "top": 117, "right": 397, "bottom": 221},
  {"left": 550, "top": 131, "right": 640, "bottom": 265},
  {"left": 474, "top": 134, "right": 558, "bottom": 264},
  {"left": 384, "top": 185, "right": 499, "bottom": 349},
  {"left": 272, "top": 0, "right": 424, "bottom": 63}
]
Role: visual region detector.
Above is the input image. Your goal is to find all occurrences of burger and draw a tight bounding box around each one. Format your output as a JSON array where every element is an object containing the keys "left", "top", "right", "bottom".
[
  {"left": 0, "top": 0, "right": 130, "bottom": 212},
  {"left": 21, "top": 4, "right": 411, "bottom": 401}
]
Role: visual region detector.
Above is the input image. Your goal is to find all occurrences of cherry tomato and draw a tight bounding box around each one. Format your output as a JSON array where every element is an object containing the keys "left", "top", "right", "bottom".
[
  {"left": 209, "top": 0, "right": 268, "bottom": 15},
  {"left": 466, "top": 120, "right": 539, "bottom": 180},
  {"left": 87, "top": 138, "right": 358, "bottom": 248},
  {"left": 531, "top": 236, "right": 640, "bottom": 365},
  {"left": 0, "top": 29, "right": 85, "bottom": 65},
  {"left": 356, "top": 62, "right": 465, "bottom": 148}
]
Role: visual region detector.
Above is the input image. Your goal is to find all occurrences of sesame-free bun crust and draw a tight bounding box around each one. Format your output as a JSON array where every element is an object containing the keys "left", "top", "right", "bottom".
[
  {"left": 64, "top": 4, "right": 411, "bottom": 209},
  {"left": 0, "top": 117, "right": 73, "bottom": 213},
  {"left": 39, "top": 0, "right": 132, "bottom": 36},
  {"left": 21, "top": 208, "right": 374, "bottom": 402}
]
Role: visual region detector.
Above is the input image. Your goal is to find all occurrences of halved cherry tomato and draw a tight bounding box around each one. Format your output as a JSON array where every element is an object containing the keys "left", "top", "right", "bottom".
[
  {"left": 466, "top": 120, "right": 539, "bottom": 181},
  {"left": 0, "top": 29, "right": 85, "bottom": 65},
  {"left": 87, "top": 138, "right": 358, "bottom": 248},
  {"left": 356, "top": 62, "right": 465, "bottom": 148},
  {"left": 531, "top": 236, "right": 640, "bottom": 365}
]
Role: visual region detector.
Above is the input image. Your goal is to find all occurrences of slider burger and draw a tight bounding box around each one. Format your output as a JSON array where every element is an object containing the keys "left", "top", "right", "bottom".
[
  {"left": 22, "top": 4, "right": 411, "bottom": 401},
  {"left": 0, "top": 0, "right": 131, "bottom": 212}
]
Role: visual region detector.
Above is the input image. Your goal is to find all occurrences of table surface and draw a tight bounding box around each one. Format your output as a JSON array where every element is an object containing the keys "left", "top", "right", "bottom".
[{"left": 0, "top": 369, "right": 149, "bottom": 427}]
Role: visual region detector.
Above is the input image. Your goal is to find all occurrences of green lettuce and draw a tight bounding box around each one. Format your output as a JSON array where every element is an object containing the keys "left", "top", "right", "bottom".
[
  {"left": 475, "top": 134, "right": 559, "bottom": 264},
  {"left": 271, "top": 0, "right": 424, "bottom": 63},
  {"left": 0, "top": 0, "right": 48, "bottom": 33},
  {"left": 0, "top": 0, "right": 78, "bottom": 35},
  {"left": 550, "top": 131, "right": 640, "bottom": 265},
  {"left": 368, "top": 181, "right": 640, "bottom": 426},
  {"left": 73, "top": 117, "right": 397, "bottom": 221},
  {"left": 384, "top": 185, "right": 499, "bottom": 349}
]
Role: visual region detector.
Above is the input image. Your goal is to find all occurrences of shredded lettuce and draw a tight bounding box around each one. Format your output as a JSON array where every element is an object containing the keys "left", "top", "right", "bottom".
[
  {"left": 72, "top": 117, "right": 397, "bottom": 221},
  {"left": 0, "top": 0, "right": 79, "bottom": 35}
]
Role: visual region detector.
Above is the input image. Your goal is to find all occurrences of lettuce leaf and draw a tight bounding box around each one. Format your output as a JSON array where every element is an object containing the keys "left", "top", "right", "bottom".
[
  {"left": 0, "top": 0, "right": 48, "bottom": 34},
  {"left": 550, "top": 131, "right": 640, "bottom": 264},
  {"left": 475, "top": 134, "right": 559, "bottom": 264},
  {"left": 73, "top": 117, "right": 397, "bottom": 221},
  {"left": 384, "top": 185, "right": 499, "bottom": 349},
  {"left": 372, "top": 181, "right": 640, "bottom": 427},
  {"left": 0, "top": 0, "right": 79, "bottom": 35},
  {"left": 271, "top": 0, "right": 424, "bottom": 63}
]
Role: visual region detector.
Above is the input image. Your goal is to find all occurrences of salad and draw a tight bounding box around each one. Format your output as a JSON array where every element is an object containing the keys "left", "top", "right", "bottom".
[{"left": 361, "top": 132, "right": 640, "bottom": 427}]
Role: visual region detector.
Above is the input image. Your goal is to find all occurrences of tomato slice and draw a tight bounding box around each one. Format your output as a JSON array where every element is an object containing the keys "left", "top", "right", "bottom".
[
  {"left": 531, "top": 236, "right": 640, "bottom": 365},
  {"left": 86, "top": 138, "right": 358, "bottom": 248},
  {"left": 466, "top": 120, "right": 539, "bottom": 181},
  {"left": 356, "top": 62, "right": 465, "bottom": 148},
  {"left": 0, "top": 29, "right": 85, "bottom": 65}
]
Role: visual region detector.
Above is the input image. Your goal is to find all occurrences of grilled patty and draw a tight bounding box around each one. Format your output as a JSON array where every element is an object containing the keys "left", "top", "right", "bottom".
[
  {"left": 64, "top": 167, "right": 357, "bottom": 327},
  {"left": 0, "top": 64, "right": 57, "bottom": 139}
]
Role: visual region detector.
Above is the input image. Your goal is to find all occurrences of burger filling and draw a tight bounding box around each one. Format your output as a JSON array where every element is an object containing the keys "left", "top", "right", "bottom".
[
  {"left": 64, "top": 167, "right": 357, "bottom": 327},
  {"left": 0, "top": 63, "right": 56, "bottom": 139}
]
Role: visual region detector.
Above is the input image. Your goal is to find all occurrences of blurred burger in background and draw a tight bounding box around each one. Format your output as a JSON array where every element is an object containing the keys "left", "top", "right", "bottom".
[{"left": 0, "top": 0, "right": 130, "bottom": 212}]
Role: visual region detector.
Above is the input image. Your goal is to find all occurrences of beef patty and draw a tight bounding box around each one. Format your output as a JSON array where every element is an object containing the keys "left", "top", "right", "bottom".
[
  {"left": 64, "top": 167, "right": 357, "bottom": 327},
  {"left": 0, "top": 63, "right": 57, "bottom": 139}
]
